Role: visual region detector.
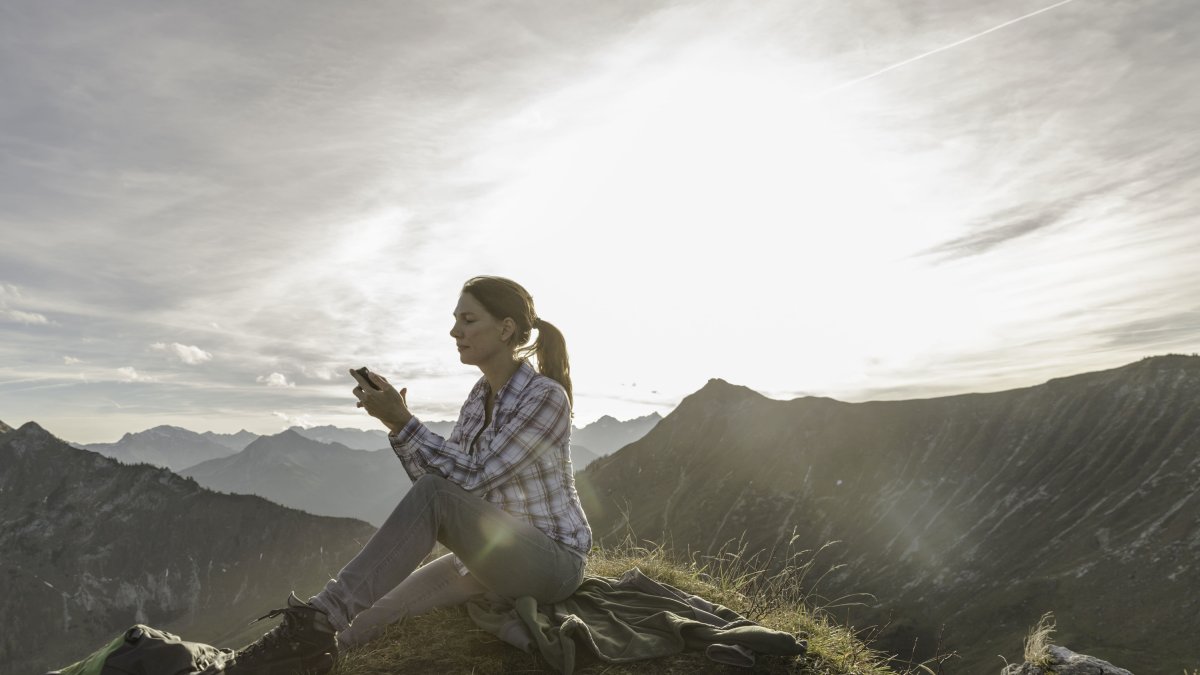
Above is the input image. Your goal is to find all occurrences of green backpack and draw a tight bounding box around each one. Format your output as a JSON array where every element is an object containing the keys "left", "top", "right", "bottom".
[{"left": 48, "top": 625, "right": 236, "bottom": 675}]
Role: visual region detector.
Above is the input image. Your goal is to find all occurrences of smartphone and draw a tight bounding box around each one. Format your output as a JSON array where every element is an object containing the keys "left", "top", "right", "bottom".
[{"left": 354, "top": 367, "right": 382, "bottom": 390}]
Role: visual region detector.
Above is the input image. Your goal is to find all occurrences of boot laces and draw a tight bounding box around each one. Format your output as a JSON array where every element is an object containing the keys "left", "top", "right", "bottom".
[{"left": 238, "top": 605, "right": 306, "bottom": 660}]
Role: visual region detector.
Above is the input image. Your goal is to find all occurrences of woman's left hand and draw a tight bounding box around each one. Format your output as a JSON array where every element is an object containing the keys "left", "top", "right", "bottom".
[{"left": 351, "top": 369, "right": 413, "bottom": 433}]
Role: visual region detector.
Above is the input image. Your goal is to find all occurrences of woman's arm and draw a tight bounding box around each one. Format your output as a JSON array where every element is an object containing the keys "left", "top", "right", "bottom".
[
  {"left": 392, "top": 381, "right": 570, "bottom": 494},
  {"left": 389, "top": 415, "right": 452, "bottom": 482}
]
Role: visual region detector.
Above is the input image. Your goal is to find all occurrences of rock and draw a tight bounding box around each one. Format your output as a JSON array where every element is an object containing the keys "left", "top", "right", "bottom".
[{"left": 1001, "top": 645, "right": 1133, "bottom": 675}]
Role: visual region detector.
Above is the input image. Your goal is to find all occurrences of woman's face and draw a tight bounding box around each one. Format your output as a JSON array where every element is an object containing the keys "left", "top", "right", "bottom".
[{"left": 450, "top": 292, "right": 512, "bottom": 366}]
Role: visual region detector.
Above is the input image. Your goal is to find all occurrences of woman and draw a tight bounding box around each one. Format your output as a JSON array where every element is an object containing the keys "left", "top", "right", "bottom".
[{"left": 228, "top": 276, "right": 593, "bottom": 675}]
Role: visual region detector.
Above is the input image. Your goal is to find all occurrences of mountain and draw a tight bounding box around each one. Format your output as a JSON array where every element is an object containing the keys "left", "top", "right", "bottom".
[
  {"left": 0, "top": 422, "right": 377, "bottom": 674},
  {"left": 576, "top": 355, "right": 1200, "bottom": 674},
  {"left": 201, "top": 428, "right": 260, "bottom": 452},
  {"left": 572, "top": 412, "right": 662, "bottom": 458},
  {"left": 289, "top": 424, "right": 389, "bottom": 450},
  {"left": 569, "top": 443, "right": 603, "bottom": 469},
  {"left": 0, "top": 418, "right": 12, "bottom": 434},
  {"left": 290, "top": 421, "right": 455, "bottom": 450},
  {"left": 182, "top": 430, "right": 411, "bottom": 526},
  {"left": 84, "top": 425, "right": 237, "bottom": 471},
  {"left": 289, "top": 419, "right": 626, "bottom": 469}
]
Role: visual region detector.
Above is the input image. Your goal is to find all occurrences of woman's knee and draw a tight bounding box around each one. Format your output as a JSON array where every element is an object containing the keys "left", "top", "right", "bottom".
[{"left": 412, "top": 473, "right": 452, "bottom": 495}]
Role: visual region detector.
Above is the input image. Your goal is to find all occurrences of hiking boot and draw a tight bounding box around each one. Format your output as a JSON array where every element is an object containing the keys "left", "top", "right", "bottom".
[{"left": 226, "top": 592, "right": 338, "bottom": 675}]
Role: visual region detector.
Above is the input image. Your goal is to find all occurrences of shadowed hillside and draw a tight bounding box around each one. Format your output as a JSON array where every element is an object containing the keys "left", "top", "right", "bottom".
[
  {"left": 577, "top": 355, "right": 1200, "bottom": 673},
  {"left": 0, "top": 422, "right": 378, "bottom": 674}
]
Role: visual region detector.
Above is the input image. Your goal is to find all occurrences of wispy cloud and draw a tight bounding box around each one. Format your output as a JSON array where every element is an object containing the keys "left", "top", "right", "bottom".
[
  {"left": 257, "top": 373, "right": 294, "bottom": 388},
  {"left": 151, "top": 342, "right": 213, "bottom": 365},
  {"left": 116, "top": 367, "right": 154, "bottom": 383},
  {"left": 0, "top": 283, "right": 52, "bottom": 325},
  {"left": 917, "top": 200, "right": 1079, "bottom": 261},
  {"left": 272, "top": 410, "right": 313, "bottom": 429},
  {"left": 1, "top": 308, "right": 49, "bottom": 325}
]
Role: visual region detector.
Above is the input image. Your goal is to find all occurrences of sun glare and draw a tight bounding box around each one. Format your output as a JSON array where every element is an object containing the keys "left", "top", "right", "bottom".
[{"left": 457, "top": 36, "right": 986, "bottom": 407}]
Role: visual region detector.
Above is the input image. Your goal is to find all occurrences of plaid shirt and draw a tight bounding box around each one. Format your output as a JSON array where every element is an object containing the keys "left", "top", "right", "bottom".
[{"left": 390, "top": 360, "right": 592, "bottom": 573}]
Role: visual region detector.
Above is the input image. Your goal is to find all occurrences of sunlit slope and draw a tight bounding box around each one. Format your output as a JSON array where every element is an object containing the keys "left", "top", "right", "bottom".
[{"left": 577, "top": 355, "right": 1200, "bottom": 673}]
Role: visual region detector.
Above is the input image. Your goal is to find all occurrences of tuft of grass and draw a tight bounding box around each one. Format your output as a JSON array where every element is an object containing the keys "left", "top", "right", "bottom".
[
  {"left": 1022, "top": 612, "right": 1056, "bottom": 667},
  {"left": 331, "top": 539, "right": 950, "bottom": 675}
]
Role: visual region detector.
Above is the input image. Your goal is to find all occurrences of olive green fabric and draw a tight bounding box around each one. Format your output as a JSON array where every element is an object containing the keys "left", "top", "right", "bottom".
[
  {"left": 53, "top": 632, "right": 125, "bottom": 675},
  {"left": 467, "top": 568, "right": 806, "bottom": 674},
  {"left": 51, "top": 625, "right": 235, "bottom": 675}
]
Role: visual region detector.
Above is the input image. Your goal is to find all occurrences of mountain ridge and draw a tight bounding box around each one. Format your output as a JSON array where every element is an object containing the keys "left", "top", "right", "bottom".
[
  {"left": 182, "top": 429, "right": 410, "bottom": 526},
  {"left": 578, "top": 354, "right": 1200, "bottom": 673},
  {"left": 0, "top": 422, "right": 377, "bottom": 673},
  {"left": 83, "top": 424, "right": 236, "bottom": 471}
]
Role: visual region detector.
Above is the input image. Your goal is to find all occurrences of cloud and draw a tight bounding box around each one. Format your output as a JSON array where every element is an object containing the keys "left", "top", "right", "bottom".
[
  {"left": 0, "top": 283, "right": 52, "bottom": 324},
  {"left": 117, "top": 366, "right": 154, "bottom": 382},
  {"left": 151, "top": 341, "right": 213, "bottom": 365},
  {"left": 300, "top": 364, "right": 334, "bottom": 381},
  {"left": 917, "top": 204, "right": 1071, "bottom": 261},
  {"left": 1, "top": 308, "right": 50, "bottom": 325},
  {"left": 257, "top": 372, "right": 294, "bottom": 387},
  {"left": 272, "top": 410, "right": 312, "bottom": 428},
  {"left": 4, "top": 1, "right": 1200, "bottom": 442},
  {"left": 63, "top": 355, "right": 83, "bottom": 365},
  {"left": 1098, "top": 310, "right": 1200, "bottom": 349}
]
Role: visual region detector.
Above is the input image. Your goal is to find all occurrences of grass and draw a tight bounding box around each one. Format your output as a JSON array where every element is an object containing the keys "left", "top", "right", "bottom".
[
  {"left": 330, "top": 538, "right": 952, "bottom": 675},
  {"left": 1021, "top": 612, "right": 1055, "bottom": 667}
]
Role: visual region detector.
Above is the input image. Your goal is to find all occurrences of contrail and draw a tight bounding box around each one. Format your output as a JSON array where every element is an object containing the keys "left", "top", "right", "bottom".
[{"left": 818, "top": 0, "right": 1078, "bottom": 96}]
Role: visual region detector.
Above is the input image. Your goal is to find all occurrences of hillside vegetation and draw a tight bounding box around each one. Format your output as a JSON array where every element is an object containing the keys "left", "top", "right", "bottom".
[
  {"left": 577, "top": 355, "right": 1200, "bottom": 672},
  {"left": 332, "top": 541, "right": 947, "bottom": 674}
]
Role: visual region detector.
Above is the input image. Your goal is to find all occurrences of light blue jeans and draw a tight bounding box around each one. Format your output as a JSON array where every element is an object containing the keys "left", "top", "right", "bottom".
[
  {"left": 333, "top": 553, "right": 484, "bottom": 649},
  {"left": 309, "top": 474, "right": 587, "bottom": 645}
]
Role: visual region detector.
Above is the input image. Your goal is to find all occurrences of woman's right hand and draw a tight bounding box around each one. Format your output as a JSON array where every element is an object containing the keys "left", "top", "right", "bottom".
[{"left": 351, "top": 369, "right": 413, "bottom": 433}]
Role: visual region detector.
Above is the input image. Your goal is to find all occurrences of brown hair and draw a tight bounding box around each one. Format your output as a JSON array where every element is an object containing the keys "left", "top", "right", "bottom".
[{"left": 461, "top": 276, "right": 573, "bottom": 409}]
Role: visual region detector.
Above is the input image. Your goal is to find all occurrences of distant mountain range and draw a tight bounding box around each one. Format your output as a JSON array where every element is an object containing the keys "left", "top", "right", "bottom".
[
  {"left": 571, "top": 412, "right": 662, "bottom": 468},
  {"left": 78, "top": 414, "right": 658, "bottom": 474},
  {"left": 181, "top": 430, "right": 410, "bottom": 527},
  {"left": 577, "top": 355, "right": 1200, "bottom": 673},
  {"left": 71, "top": 415, "right": 661, "bottom": 527},
  {"left": 201, "top": 428, "right": 261, "bottom": 452},
  {"left": 177, "top": 414, "right": 662, "bottom": 526},
  {"left": 0, "top": 421, "right": 377, "bottom": 674},
  {"left": 83, "top": 425, "right": 238, "bottom": 471},
  {"left": 282, "top": 423, "right": 453, "bottom": 451}
]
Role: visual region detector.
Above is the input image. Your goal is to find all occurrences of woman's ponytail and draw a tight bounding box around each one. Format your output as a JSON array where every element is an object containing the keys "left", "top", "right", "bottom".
[{"left": 519, "top": 317, "right": 573, "bottom": 409}]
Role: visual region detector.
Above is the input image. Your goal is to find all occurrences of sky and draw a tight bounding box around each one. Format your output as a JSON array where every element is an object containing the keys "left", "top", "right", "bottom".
[{"left": 2, "top": 0, "right": 1198, "bottom": 443}]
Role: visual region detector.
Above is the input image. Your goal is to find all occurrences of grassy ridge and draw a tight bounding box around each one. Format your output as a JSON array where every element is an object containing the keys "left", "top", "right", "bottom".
[{"left": 331, "top": 541, "right": 947, "bottom": 674}]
